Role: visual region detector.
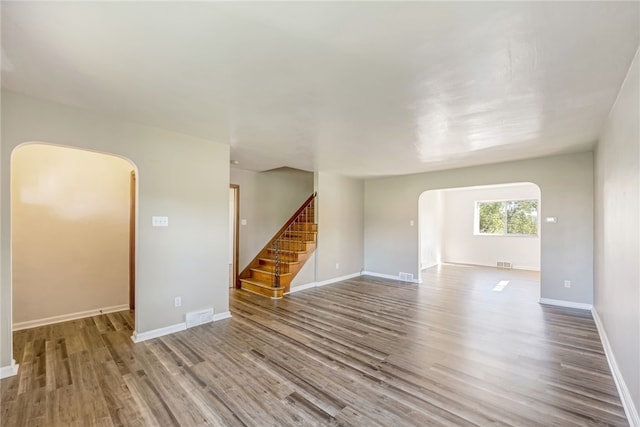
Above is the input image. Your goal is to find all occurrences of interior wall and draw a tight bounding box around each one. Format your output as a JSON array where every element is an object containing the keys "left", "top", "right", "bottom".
[
  {"left": 12, "top": 144, "right": 132, "bottom": 325},
  {"left": 594, "top": 49, "right": 639, "bottom": 416},
  {"left": 419, "top": 190, "right": 444, "bottom": 269},
  {"left": 440, "top": 183, "right": 541, "bottom": 270},
  {"left": 229, "top": 167, "right": 314, "bottom": 270},
  {"left": 364, "top": 151, "right": 593, "bottom": 304},
  {"left": 1, "top": 91, "right": 230, "bottom": 367},
  {"left": 315, "top": 172, "right": 364, "bottom": 283}
]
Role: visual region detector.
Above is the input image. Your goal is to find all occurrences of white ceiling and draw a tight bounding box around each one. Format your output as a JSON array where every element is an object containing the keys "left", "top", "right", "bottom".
[{"left": 2, "top": 2, "right": 638, "bottom": 177}]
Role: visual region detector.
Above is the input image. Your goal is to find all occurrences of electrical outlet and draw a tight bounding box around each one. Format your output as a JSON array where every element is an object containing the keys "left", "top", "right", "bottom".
[
  {"left": 564, "top": 280, "right": 571, "bottom": 288},
  {"left": 174, "top": 297, "right": 182, "bottom": 307},
  {"left": 335, "top": 263, "right": 340, "bottom": 270}
]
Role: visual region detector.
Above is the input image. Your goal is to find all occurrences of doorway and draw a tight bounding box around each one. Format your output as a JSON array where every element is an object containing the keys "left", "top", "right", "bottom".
[
  {"left": 11, "top": 143, "right": 137, "bottom": 329},
  {"left": 418, "top": 182, "right": 541, "bottom": 292},
  {"left": 229, "top": 184, "right": 239, "bottom": 288}
]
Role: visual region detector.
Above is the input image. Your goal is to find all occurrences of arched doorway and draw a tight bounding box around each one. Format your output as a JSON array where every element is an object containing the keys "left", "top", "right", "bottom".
[
  {"left": 418, "top": 182, "right": 541, "bottom": 297},
  {"left": 10, "top": 143, "right": 138, "bottom": 331}
]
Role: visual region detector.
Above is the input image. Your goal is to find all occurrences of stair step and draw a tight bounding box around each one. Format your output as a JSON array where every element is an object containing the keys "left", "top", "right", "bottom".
[
  {"left": 239, "top": 278, "right": 284, "bottom": 299},
  {"left": 278, "top": 238, "right": 315, "bottom": 243},
  {"left": 250, "top": 267, "right": 292, "bottom": 277},
  {"left": 267, "top": 248, "right": 307, "bottom": 254},
  {"left": 258, "top": 258, "right": 300, "bottom": 266}
]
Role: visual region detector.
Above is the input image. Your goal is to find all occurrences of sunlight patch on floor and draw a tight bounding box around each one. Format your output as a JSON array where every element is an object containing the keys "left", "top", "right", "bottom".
[{"left": 492, "top": 280, "right": 510, "bottom": 292}]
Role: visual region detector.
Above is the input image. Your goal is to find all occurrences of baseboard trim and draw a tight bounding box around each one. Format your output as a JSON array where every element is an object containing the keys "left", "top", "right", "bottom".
[
  {"left": 361, "top": 271, "right": 420, "bottom": 284},
  {"left": 131, "top": 310, "right": 232, "bottom": 343},
  {"left": 131, "top": 323, "right": 186, "bottom": 343},
  {"left": 13, "top": 304, "right": 130, "bottom": 331},
  {"left": 538, "top": 298, "right": 592, "bottom": 310},
  {"left": 287, "top": 282, "right": 317, "bottom": 294},
  {"left": 287, "top": 272, "right": 362, "bottom": 295},
  {"left": 316, "top": 272, "right": 362, "bottom": 287},
  {"left": 592, "top": 308, "right": 640, "bottom": 427},
  {"left": 514, "top": 265, "right": 540, "bottom": 272},
  {"left": 0, "top": 359, "right": 19, "bottom": 379},
  {"left": 213, "top": 311, "right": 232, "bottom": 321}
]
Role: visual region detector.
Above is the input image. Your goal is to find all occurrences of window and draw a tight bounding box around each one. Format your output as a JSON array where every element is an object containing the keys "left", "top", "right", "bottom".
[{"left": 475, "top": 199, "right": 538, "bottom": 236}]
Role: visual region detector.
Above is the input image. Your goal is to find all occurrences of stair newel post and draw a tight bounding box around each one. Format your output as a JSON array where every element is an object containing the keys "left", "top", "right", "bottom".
[
  {"left": 304, "top": 201, "right": 313, "bottom": 241},
  {"left": 274, "top": 240, "right": 280, "bottom": 288}
]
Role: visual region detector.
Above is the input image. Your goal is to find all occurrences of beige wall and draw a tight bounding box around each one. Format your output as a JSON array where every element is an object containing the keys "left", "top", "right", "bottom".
[
  {"left": 316, "top": 172, "right": 364, "bottom": 282},
  {"left": 2, "top": 91, "right": 230, "bottom": 367},
  {"left": 595, "top": 49, "right": 639, "bottom": 417},
  {"left": 364, "top": 152, "right": 594, "bottom": 304},
  {"left": 11, "top": 144, "right": 132, "bottom": 325},
  {"left": 230, "top": 167, "right": 314, "bottom": 270}
]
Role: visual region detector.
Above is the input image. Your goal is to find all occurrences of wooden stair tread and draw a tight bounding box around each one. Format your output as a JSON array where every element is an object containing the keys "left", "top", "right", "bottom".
[
  {"left": 258, "top": 258, "right": 300, "bottom": 265},
  {"left": 250, "top": 267, "right": 292, "bottom": 276},
  {"left": 239, "top": 278, "right": 284, "bottom": 290},
  {"left": 266, "top": 248, "right": 307, "bottom": 254}
]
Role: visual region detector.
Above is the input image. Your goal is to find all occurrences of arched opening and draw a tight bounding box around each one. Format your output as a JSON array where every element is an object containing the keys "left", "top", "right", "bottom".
[
  {"left": 418, "top": 182, "right": 541, "bottom": 297},
  {"left": 10, "top": 143, "right": 138, "bottom": 335}
]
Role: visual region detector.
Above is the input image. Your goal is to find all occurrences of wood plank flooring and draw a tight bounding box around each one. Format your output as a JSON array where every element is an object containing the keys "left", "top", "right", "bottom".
[{"left": 1, "top": 264, "right": 628, "bottom": 426}]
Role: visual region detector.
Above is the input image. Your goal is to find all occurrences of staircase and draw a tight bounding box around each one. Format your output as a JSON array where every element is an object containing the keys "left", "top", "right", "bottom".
[{"left": 238, "top": 193, "right": 317, "bottom": 299}]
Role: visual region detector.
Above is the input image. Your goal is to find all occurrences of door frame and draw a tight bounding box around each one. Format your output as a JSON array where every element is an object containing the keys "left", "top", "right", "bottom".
[
  {"left": 230, "top": 184, "right": 240, "bottom": 288},
  {"left": 129, "top": 170, "right": 136, "bottom": 310}
]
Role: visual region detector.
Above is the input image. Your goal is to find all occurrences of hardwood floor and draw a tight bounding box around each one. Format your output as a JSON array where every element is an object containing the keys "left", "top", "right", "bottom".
[{"left": 1, "top": 264, "right": 628, "bottom": 426}]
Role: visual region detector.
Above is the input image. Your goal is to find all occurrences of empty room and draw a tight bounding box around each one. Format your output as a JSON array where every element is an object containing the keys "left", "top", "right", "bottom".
[{"left": 1, "top": 2, "right": 638, "bottom": 426}]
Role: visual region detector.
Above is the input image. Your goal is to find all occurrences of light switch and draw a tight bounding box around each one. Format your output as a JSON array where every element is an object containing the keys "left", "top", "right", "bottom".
[
  {"left": 545, "top": 217, "right": 557, "bottom": 223},
  {"left": 152, "top": 216, "right": 169, "bottom": 227},
  {"left": 241, "top": 219, "right": 247, "bottom": 226}
]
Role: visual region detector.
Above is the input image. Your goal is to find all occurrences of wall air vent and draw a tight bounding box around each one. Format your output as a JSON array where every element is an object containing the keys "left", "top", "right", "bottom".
[
  {"left": 399, "top": 272, "right": 414, "bottom": 282},
  {"left": 186, "top": 308, "right": 214, "bottom": 328},
  {"left": 497, "top": 261, "right": 513, "bottom": 269}
]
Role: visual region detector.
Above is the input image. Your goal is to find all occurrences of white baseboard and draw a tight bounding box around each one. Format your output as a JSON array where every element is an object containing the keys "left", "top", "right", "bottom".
[
  {"left": 361, "top": 271, "right": 420, "bottom": 284},
  {"left": 442, "top": 261, "right": 540, "bottom": 272},
  {"left": 515, "top": 265, "right": 540, "bottom": 272},
  {"left": 538, "top": 298, "right": 592, "bottom": 310},
  {"left": 131, "top": 322, "right": 186, "bottom": 343},
  {"left": 213, "top": 311, "right": 232, "bottom": 321},
  {"left": 13, "top": 304, "right": 130, "bottom": 331},
  {"left": 287, "top": 282, "right": 317, "bottom": 294},
  {"left": 0, "top": 359, "right": 19, "bottom": 379},
  {"left": 592, "top": 308, "right": 640, "bottom": 427},
  {"left": 286, "top": 272, "right": 362, "bottom": 295},
  {"left": 316, "top": 272, "right": 362, "bottom": 287},
  {"left": 131, "top": 310, "right": 232, "bottom": 343}
]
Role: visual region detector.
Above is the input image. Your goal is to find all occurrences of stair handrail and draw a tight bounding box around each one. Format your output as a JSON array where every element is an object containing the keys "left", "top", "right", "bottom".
[{"left": 237, "top": 192, "right": 316, "bottom": 288}]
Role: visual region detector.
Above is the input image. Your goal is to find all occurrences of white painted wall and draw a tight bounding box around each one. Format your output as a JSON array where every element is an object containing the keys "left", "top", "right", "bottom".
[
  {"left": 364, "top": 152, "right": 593, "bottom": 304},
  {"left": 419, "top": 190, "right": 444, "bottom": 269},
  {"left": 12, "top": 144, "right": 132, "bottom": 325},
  {"left": 1, "top": 92, "right": 230, "bottom": 368},
  {"left": 594, "top": 49, "right": 639, "bottom": 420},
  {"left": 440, "top": 183, "right": 540, "bottom": 271}
]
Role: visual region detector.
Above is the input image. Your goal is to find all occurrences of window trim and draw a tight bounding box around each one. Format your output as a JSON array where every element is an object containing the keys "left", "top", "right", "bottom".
[{"left": 474, "top": 198, "right": 540, "bottom": 237}]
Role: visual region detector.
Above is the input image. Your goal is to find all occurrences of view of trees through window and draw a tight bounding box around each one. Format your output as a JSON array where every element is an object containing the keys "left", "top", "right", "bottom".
[{"left": 477, "top": 200, "right": 538, "bottom": 235}]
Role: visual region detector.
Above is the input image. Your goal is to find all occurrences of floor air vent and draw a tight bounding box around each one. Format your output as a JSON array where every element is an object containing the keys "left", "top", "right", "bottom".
[
  {"left": 497, "top": 261, "right": 513, "bottom": 269},
  {"left": 186, "top": 308, "right": 214, "bottom": 328}
]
